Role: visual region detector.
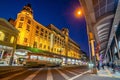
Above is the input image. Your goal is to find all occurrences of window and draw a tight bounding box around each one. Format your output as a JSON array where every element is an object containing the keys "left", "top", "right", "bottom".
[
  {"left": 26, "top": 25, "right": 30, "bottom": 31},
  {"left": 36, "top": 30, "right": 39, "bottom": 36},
  {"left": 36, "top": 25, "right": 39, "bottom": 30},
  {"left": 44, "top": 45, "right": 46, "bottom": 49},
  {"left": 28, "top": 20, "right": 31, "bottom": 24},
  {"left": 40, "top": 33, "right": 43, "bottom": 36},
  {"left": 4, "top": 34, "right": 9, "bottom": 42},
  {"left": 45, "top": 31, "right": 47, "bottom": 33},
  {"left": 41, "top": 28, "right": 44, "bottom": 32},
  {"left": 36, "top": 30, "right": 39, "bottom": 34},
  {"left": 0, "top": 31, "right": 5, "bottom": 41},
  {"left": 10, "top": 36, "right": 14, "bottom": 43},
  {"left": 39, "top": 43, "right": 42, "bottom": 48},
  {"left": 24, "top": 38, "right": 27, "bottom": 42},
  {"left": 20, "top": 17, "right": 24, "bottom": 21},
  {"left": 18, "top": 22, "right": 23, "bottom": 28},
  {"left": 33, "top": 42, "right": 37, "bottom": 48},
  {"left": 48, "top": 46, "right": 50, "bottom": 50}
]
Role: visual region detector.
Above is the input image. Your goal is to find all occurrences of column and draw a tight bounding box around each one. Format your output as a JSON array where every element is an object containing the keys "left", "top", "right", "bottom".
[{"left": 89, "top": 32, "right": 97, "bottom": 74}]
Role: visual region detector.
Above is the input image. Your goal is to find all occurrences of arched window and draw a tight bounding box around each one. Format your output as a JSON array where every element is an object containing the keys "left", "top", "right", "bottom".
[
  {"left": 0, "top": 31, "right": 5, "bottom": 41},
  {"left": 10, "top": 36, "right": 14, "bottom": 43}
]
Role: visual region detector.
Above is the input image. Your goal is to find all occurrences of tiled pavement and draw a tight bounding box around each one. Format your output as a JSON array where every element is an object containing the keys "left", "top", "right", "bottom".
[
  {"left": 0, "top": 66, "right": 120, "bottom": 80},
  {"left": 97, "top": 67, "right": 120, "bottom": 78}
]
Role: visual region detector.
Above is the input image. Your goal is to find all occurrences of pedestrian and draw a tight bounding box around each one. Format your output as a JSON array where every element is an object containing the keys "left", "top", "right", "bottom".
[
  {"left": 111, "top": 61, "right": 116, "bottom": 73},
  {"left": 107, "top": 62, "right": 110, "bottom": 68},
  {"left": 97, "top": 61, "right": 100, "bottom": 70},
  {"left": 102, "top": 63, "right": 104, "bottom": 69}
]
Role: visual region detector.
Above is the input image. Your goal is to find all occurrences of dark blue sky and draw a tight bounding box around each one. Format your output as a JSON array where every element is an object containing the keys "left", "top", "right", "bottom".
[{"left": 0, "top": 0, "right": 89, "bottom": 56}]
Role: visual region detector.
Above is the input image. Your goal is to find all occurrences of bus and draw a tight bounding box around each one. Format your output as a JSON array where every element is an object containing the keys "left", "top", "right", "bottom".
[{"left": 24, "top": 52, "right": 63, "bottom": 67}]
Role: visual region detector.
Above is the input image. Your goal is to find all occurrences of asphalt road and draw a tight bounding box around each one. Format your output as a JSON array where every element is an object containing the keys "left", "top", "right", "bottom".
[{"left": 0, "top": 66, "right": 119, "bottom": 80}]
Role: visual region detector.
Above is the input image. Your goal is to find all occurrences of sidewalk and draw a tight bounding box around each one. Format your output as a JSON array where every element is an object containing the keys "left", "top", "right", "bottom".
[{"left": 97, "top": 66, "right": 120, "bottom": 78}]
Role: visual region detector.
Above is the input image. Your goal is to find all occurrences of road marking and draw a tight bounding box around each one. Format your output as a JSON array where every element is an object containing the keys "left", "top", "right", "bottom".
[
  {"left": 47, "top": 68, "right": 53, "bottom": 80},
  {"left": 55, "top": 68, "right": 70, "bottom": 80},
  {"left": 71, "top": 69, "right": 82, "bottom": 74},
  {"left": 24, "top": 68, "right": 43, "bottom": 80},
  {"left": 68, "top": 70, "right": 90, "bottom": 80},
  {"left": 65, "top": 70, "right": 77, "bottom": 75},
  {"left": 1, "top": 70, "right": 28, "bottom": 80}
]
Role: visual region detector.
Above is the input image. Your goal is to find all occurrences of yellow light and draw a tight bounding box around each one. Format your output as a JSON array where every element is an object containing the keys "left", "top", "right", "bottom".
[
  {"left": 77, "top": 11, "right": 81, "bottom": 15},
  {"left": 74, "top": 8, "right": 82, "bottom": 18}
]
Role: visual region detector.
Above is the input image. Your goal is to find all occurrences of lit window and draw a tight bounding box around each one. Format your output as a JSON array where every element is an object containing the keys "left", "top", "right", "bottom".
[
  {"left": 0, "top": 31, "right": 5, "bottom": 41},
  {"left": 10, "top": 36, "right": 14, "bottom": 43}
]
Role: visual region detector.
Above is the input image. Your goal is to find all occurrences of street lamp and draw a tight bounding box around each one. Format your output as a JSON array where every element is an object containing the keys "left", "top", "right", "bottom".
[
  {"left": 74, "top": 8, "right": 97, "bottom": 74},
  {"left": 74, "top": 8, "right": 82, "bottom": 18}
]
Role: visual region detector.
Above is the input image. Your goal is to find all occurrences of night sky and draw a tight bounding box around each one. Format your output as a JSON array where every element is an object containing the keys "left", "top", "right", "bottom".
[{"left": 0, "top": 0, "right": 89, "bottom": 56}]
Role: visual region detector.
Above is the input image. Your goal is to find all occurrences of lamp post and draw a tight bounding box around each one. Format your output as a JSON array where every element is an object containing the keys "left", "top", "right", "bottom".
[{"left": 89, "top": 32, "right": 97, "bottom": 74}]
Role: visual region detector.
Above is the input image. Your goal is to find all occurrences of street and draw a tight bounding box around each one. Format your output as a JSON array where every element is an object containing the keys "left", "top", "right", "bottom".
[{"left": 0, "top": 66, "right": 120, "bottom": 80}]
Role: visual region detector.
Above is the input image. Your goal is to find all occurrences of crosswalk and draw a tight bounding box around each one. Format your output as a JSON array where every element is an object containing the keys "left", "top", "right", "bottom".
[{"left": 0, "top": 67, "right": 89, "bottom": 80}]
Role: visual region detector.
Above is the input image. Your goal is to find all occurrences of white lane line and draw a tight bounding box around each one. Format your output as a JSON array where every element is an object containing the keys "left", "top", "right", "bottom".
[
  {"left": 55, "top": 69, "right": 70, "bottom": 80},
  {"left": 68, "top": 70, "right": 90, "bottom": 80},
  {"left": 47, "top": 68, "right": 53, "bottom": 80},
  {"left": 65, "top": 70, "right": 77, "bottom": 75},
  {"left": 24, "top": 68, "right": 42, "bottom": 80},
  {"left": 1, "top": 70, "right": 28, "bottom": 80}
]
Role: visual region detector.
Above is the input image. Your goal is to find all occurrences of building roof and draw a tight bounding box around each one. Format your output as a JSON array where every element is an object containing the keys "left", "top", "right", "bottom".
[{"left": 0, "top": 18, "right": 19, "bottom": 34}]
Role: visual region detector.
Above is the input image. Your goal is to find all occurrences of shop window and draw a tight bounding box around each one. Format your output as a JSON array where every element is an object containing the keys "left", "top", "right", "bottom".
[
  {"left": 10, "top": 36, "right": 14, "bottom": 43},
  {"left": 0, "top": 31, "right": 5, "bottom": 41}
]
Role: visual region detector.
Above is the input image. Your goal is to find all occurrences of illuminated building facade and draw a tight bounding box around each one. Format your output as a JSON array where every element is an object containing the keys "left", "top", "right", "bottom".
[
  {"left": 9, "top": 4, "right": 81, "bottom": 65},
  {"left": 0, "top": 18, "right": 19, "bottom": 65}
]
